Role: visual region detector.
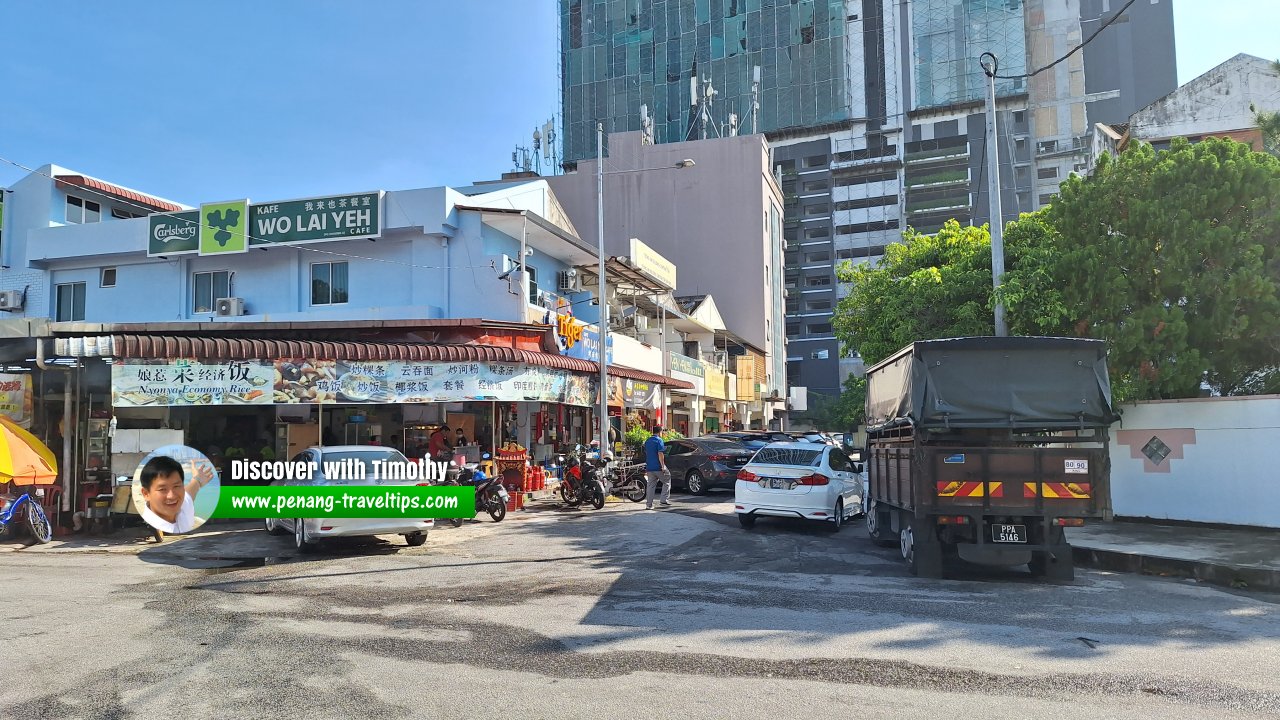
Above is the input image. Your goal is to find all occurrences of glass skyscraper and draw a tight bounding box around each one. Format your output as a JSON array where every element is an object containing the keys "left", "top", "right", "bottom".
[
  {"left": 911, "top": 0, "right": 1028, "bottom": 108},
  {"left": 559, "top": 0, "right": 856, "bottom": 164}
]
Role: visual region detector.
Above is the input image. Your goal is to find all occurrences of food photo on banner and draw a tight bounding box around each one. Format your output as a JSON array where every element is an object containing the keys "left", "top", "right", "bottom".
[{"left": 130, "top": 445, "right": 221, "bottom": 535}]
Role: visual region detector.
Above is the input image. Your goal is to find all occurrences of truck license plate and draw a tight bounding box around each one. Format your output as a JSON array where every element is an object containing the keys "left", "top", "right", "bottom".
[{"left": 992, "top": 524, "right": 1027, "bottom": 543}]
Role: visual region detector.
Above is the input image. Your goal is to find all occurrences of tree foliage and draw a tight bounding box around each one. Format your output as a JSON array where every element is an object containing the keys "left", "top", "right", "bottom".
[
  {"left": 833, "top": 220, "right": 1005, "bottom": 366},
  {"left": 834, "top": 137, "right": 1280, "bottom": 402},
  {"left": 1250, "top": 60, "right": 1280, "bottom": 157},
  {"left": 805, "top": 375, "right": 867, "bottom": 431},
  {"left": 1003, "top": 138, "right": 1280, "bottom": 399}
]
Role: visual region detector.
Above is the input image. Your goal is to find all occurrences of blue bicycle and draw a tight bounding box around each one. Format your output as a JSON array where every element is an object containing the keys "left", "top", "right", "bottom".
[{"left": 0, "top": 491, "right": 53, "bottom": 544}]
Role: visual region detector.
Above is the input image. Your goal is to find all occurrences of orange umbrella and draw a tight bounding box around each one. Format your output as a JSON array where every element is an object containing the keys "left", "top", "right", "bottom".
[{"left": 0, "top": 415, "right": 58, "bottom": 486}]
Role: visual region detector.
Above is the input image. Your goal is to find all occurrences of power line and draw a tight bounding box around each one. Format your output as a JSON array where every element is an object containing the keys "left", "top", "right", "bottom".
[
  {"left": 0, "top": 154, "right": 499, "bottom": 273},
  {"left": 995, "top": 0, "right": 1139, "bottom": 80}
]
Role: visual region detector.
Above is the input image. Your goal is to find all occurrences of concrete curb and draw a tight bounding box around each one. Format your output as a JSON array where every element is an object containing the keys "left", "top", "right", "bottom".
[{"left": 1072, "top": 544, "right": 1280, "bottom": 594}]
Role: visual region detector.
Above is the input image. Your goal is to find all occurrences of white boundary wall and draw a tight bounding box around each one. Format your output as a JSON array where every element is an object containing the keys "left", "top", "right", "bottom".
[{"left": 1108, "top": 395, "right": 1280, "bottom": 528}]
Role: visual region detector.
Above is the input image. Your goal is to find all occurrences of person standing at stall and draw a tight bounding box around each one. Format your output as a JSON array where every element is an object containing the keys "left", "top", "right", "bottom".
[{"left": 428, "top": 425, "right": 452, "bottom": 460}]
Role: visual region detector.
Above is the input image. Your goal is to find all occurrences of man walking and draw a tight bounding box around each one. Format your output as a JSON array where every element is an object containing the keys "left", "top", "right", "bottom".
[{"left": 644, "top": 425, "right": 671, "bottom": 510}]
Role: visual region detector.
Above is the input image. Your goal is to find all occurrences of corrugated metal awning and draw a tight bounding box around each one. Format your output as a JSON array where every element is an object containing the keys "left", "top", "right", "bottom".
[
  {"left": 101, "top": 334, "right": 695, "bottom": 389},
  {"left": 109, "top": 335, "right": 596, "bottom": 371},
  {"left": 606, "top": 364, "right": 692, "bottom": 389}
]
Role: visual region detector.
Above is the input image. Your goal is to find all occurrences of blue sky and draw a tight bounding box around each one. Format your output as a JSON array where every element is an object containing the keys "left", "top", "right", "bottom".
[{"left": 0, "top": 1, "right": 1273, "bottom": 205}]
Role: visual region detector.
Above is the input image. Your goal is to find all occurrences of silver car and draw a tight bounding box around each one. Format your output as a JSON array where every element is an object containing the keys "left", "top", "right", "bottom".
[{"left": 264, "top": 446, "right": 435, "bottom": 552}]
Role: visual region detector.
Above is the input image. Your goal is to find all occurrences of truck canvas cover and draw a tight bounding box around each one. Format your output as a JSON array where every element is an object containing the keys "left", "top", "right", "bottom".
[{"left": 865, "top": 337, "right": 1118, "bottom": 430}]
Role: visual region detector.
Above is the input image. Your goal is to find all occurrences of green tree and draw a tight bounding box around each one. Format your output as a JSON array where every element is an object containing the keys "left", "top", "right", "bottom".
[
  {"left": 806, "top": 375, "right": 867, "bottom": 430},
  {"left": 1250, "top": 60, "right": 1280, "bottom": 157},
  {"left": 1003, "top": 138, "right": 1280, "bottom": 399},
  {"left": 834, "top": 220, "right": 1015, "bottom": 366},
  {"left": 1254, "top": 102, "right": 1280, "bottom": 157}
]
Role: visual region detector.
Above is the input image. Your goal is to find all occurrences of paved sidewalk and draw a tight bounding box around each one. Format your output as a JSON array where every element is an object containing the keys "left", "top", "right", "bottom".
[{"left": 1070, "top": 520, "right": 1280, "bottom": 593}]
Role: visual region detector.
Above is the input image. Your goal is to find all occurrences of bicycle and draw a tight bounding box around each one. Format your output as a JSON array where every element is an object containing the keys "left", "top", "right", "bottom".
[{"left": 0, "top": 491, "right": 54, "bottom": 544}]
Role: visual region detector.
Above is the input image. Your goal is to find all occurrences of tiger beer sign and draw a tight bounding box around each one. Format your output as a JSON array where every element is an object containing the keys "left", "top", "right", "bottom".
[{"left": 557, "top": 313, "right": 584, "bottom": 348}]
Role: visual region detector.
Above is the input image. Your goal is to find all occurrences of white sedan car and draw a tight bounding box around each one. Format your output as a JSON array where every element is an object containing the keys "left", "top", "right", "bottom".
[
  {"left": 734, "top": 442, "right": 865, "bottom": 531},
  {"left": 264, "top": 446, "right": 435, "bottom": 552}
]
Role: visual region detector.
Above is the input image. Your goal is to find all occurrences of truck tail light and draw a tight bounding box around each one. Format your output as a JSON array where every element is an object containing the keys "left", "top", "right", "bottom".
[
  {"left": 937, "top": 515, "right": 971, "bottom": 525},
  {"left": 797, "top": 473, "right": 829, "bottom": 486},
  {"left": 1053, "top": 517, "right": 1085, "bottom": 527},
  {"left": 737, "top": 470, "right": 757, "bottom": 481}
]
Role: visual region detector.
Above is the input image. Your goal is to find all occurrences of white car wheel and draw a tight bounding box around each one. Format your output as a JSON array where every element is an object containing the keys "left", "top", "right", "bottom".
[{"left": 295, "top": 518, "right": 315, "bottom": 553}]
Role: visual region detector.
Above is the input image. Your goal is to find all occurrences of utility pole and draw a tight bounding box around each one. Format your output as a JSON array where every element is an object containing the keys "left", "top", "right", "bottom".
[
  {"left": 980, "top": 52, "right": 1008, "bottom": 337},
  {"left": 596, "top": 122, "right": 610, "bottom": 455}
]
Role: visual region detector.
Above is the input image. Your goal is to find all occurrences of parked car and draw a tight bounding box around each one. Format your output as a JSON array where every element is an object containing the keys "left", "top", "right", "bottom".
[
  {"left": 712, "top": 431, "right": 797, "bottom": 450},
  {"left": 663, "top": 438, "right": 755, "bottom": 494},
  {"left": 796, "top": 431, "right": 836, "bottom": 445},
  {"left": 735, "top": 442, "right": 865, "bottom": 531},
  {"left": 264, "top": 446, "right": 435, "bottom": 552}
]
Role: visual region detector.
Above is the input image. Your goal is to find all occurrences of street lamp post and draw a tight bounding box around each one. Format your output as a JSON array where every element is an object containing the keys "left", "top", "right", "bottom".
[
  {"left": 597, "top": 123, "right": 609, "bottom": 456},
  {"left": 594, "top": 122, "right": 694, "bottom": 451},
  {"left": 980, "top": 52, "right": 1009, "bottom": 337}
]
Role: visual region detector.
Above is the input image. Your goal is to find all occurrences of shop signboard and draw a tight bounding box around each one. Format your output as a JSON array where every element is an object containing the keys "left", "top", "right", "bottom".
[
  {"left": 0, "top": 373, "right": 33, "bottom": 428},
  {"left": 624, "top": 379, "right": 660, "bottom": 409},
  {"left": 112, "top": 359, "right": 598, "bottom": 408},
  {"left": 249, "top": 191, "right": 381, "bottom": 247},
  {"left": 628, "top": 237, "right": 677, "bottom": 291},
  {"left": 669, "top": 353, "right": 705, "bottom": 378},
  {"left": 148, "top": 210, "right": 201, "bottom": 256},
  {"left": 198, "top": 200, "right": 250, "bottom": 255},
  {"left": 564, "top": 323, "right": 614, "bottom": 364}
]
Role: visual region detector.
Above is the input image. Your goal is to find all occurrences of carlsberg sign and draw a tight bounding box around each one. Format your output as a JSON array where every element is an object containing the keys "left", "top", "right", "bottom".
[
  {"left": 146, "top": 192, "right": 383, "bottom": 257},
  {"left": 148, "top": 211, "right": 200, "bottom": 256}
]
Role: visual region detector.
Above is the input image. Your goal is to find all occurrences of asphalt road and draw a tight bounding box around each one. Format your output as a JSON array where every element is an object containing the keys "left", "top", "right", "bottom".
[{"left": 5, "top": 493, "right": 1279, "bottom": 719}]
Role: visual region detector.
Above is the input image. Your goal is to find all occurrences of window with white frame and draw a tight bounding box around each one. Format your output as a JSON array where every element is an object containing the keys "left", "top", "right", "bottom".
[
  {"left": 311, "top": 262, "right": 349, "bottom": 306},
  {"left": 55, "top": 282, "right": 85, "bottom": 322},
  {"left": 65, "top": 195, "right": 101, "bottom": 224},
  {"left": 193, "top": 270, "right": 230, "bottom": 314},
  {"left": 100, "top": 267, "right": 117, "bottom": 288}
]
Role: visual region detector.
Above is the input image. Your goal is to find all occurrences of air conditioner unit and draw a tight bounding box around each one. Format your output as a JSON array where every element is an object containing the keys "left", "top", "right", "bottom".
[
  {"left": 538, "top": 290, "right": 559, "bottom": 310},
  {"left": 0, "top": 290, "right": 23, "bottom": 312},
  {"left": 215, "top": 297, "right": 246, "bottom": 317},
  {"left": 557, "top": 268, "right": 580, "bottom": 292}
]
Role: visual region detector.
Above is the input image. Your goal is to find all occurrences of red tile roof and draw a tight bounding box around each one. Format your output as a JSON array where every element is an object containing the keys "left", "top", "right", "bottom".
[{"left": 55, "top": 175, "right": 183, "bottom": 213}]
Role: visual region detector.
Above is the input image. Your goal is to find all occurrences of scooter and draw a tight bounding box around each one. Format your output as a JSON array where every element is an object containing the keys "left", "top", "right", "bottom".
[
  {"left": 444, "top": 457, "right": 508, "bottom": 524},
  {"left": 558, "top": 447, "right": 606, "bottom": 510}
]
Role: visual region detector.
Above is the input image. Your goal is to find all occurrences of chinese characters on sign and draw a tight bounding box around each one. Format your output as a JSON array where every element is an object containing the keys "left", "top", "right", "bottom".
[
  {"left": 112, "top": 359, "right": 597, "bottom": 407},
  {"left": 249, "top": 192, "right": 382, "bottom": 246}
]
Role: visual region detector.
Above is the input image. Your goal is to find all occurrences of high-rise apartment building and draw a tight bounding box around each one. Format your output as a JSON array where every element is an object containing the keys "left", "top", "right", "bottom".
[{"left": 557, "top": 0, "right": 1175, "bottom": 425}]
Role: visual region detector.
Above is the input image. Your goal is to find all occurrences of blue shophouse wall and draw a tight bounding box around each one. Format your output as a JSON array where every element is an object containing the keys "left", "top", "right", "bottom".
[{"left": 9, "top": 174, "right": 590, "bottom": 326}]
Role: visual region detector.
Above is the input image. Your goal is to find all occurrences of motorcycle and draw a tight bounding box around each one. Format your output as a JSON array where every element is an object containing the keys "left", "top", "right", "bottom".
[
  {"left": 603, "top": 460, "right": 648, "bottom": 503},
  {"left": 443, "top": 455, "right": 508, "bottom": 524},
  {"left": 558, "top": 446, "right": 606, "bottom": 510}
]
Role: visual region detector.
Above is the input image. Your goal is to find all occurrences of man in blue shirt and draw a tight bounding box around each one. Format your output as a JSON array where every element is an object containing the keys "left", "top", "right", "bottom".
[{"left": 643, "top": 425, "right": 671, "bottom": 509}]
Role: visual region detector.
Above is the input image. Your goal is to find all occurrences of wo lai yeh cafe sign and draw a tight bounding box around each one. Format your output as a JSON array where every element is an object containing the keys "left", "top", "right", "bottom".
[
  {"left": 112, "top": 358, "right": 597, "bottom": 408},
  {"left": 148, "top": 191, "right": 383, "bottom": 257}
]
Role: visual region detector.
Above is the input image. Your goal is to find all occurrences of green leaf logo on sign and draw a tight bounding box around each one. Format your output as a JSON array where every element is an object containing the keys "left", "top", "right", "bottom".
[{"left": 199, "top": 200, "right": 249, "bottom": 255}]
